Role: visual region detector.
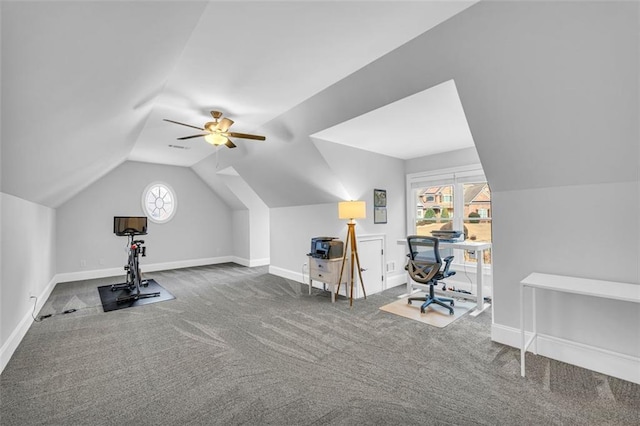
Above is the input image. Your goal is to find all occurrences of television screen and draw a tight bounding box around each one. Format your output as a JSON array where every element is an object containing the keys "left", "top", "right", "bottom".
[{"left": 113, "top": 216, "right": 148, "bottom": 236}]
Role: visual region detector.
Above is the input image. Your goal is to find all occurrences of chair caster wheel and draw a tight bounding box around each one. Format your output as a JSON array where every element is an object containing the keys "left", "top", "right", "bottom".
[
  {"left": 420, "top": 309, "right": 425, "bottom": 314},
  {"left": 450, "top": 301, "right": 454, "bottom": 306},
  {"left": 408, "top": 301, "right": 412, "bottom": 305},
  {"left": 449, "top": 311, "right": 454, "bottom": 316}
]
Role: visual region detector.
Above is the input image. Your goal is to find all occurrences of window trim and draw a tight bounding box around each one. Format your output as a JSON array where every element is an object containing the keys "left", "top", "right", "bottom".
[
  {"left": 141, "top": 181, "right": 177, "bottom": 224},
  {"left": 406, "top": 164, "right": 486, "bottom": 231}
]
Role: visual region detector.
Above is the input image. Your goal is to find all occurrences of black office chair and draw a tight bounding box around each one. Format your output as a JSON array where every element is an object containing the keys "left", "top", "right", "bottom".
[{"left": 405, "top": 235, "right": 456, "bottom": 315}]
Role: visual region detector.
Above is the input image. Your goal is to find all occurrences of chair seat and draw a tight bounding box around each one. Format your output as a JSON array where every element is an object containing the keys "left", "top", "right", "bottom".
[{"left": 406, "top": 235, "right": 457, "bottom": 316}]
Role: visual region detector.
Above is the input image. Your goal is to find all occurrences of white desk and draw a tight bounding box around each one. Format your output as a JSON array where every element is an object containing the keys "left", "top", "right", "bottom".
[
  {"left": 520, "top": 272, "right": 640, "bottom": 377},
  {"left": 399, "top": 239, "right": 492, "bottom": 317}
]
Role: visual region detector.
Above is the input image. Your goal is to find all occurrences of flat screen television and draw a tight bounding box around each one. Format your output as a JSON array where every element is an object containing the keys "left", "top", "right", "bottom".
[{"left": 113, "top": 216, "right": 148, "bottom": 236}]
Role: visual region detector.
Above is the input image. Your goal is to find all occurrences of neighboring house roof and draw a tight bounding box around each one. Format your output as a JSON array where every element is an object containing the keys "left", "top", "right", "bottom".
[{"left": 464, "top": 183, "right": 487, "bottom": 204}]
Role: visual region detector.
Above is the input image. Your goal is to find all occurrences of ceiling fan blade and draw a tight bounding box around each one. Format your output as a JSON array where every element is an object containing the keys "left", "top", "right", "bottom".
[
  {"left": 228, "top": 132, "right": 266, "bottom": 141},
  {"left": 177, "top": 134, "right": 207, "bottom": 140},
  {"left": 225, "top": 139, "right": 237, "bottom": 148},
  {"left": 216, "top": 117, "right": 234, "bottom": 132},
  {"left": 163, "top": 119, "right": 204, "bottom": 131}
]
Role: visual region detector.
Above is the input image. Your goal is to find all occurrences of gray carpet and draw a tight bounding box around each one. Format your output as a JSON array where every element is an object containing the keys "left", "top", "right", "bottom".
[{"left": 1, "top": 263, "right": 638, "bottom": 425}]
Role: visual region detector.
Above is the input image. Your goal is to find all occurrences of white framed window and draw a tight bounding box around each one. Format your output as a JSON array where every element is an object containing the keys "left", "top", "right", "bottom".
[
  {"left": 407, "top": 165, "right": 492, "bottom": 265},
  {"left": 142, "top": 182, "right": 177, "bottom": 223}
]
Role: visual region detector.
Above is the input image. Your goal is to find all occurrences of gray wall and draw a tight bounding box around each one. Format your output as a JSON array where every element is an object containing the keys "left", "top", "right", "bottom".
[
  {"left": 232, "top": 209, "right": 250, "bottom": 263},
  {"left": 1, "top": 193, "right": 56, "bottom": 367},
  {"left": 56, "top": 161, "right": 234, "bottom": 275},
  {"left": 405, "top": 147, "right": 480, "bottom": 176},
  {"left": 494, "top": 181, "right": 639, "bottom": 356},
  {"left": 270, "top": 141, "right": 408, "bottom": 284}
]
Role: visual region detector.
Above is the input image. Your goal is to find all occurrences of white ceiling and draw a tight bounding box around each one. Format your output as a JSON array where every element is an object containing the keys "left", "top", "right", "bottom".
[
  {"left": 129, "top": 1, "right": 478, "bottom": 167},
  {"left": 311, "top": 79, "right": 475, "bottom": 160},
  {"left": 1, "top": 1, "right": 478, "bottom": 207}
]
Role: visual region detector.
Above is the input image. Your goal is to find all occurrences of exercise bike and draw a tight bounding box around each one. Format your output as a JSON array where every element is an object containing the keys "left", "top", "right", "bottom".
[{"left": 111, "top": 228, "right": 160, "bottom": 303}]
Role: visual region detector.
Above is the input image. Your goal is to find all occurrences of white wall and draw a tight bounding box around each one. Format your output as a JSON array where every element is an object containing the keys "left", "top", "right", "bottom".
[
  {"left": 1, "top": 193, "right": 56, "bottom": 372},
  {"left": 56, "top": 161, "right": 234, "bottom": 276}
]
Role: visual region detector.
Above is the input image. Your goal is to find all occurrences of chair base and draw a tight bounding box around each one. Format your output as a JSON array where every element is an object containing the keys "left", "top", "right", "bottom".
[{"left": 408, "top": 284, "right": 454, "bottom": 315}]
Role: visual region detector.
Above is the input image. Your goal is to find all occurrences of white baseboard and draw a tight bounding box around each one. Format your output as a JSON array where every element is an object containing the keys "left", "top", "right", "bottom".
[
  {"left": 491, "top": 323, "right": 640, "bottom": 385},
  {"left": 55, "top": 256, "right": 235, "bottom": 283},
  {"left": 55, "top": 267, "right": 124, "bottom": 284},
  {"left": 0, "top": 275, "right": 57, "bottom": 374},
  {"left": 142, "top": 256, "right": 234, "bottom": 273},
  {"left": 386, "top": 272, "right": 406, "bottom": 289},
  {"left": 269, "top": 265, "right": 304, "bottom": 283},
  {"left": 234, "top": 257, "right": 269, "bottom": 268}
]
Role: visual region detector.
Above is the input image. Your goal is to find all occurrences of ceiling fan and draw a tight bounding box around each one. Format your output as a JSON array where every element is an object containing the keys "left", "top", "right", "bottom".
[{"left": 163, "top": 111, "right": 266, "bottom": 148}]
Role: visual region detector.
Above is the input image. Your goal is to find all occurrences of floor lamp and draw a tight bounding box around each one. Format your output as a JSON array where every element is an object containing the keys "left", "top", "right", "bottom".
[{"left": 337, "top": 200, "right": 367, "bottom": 306}]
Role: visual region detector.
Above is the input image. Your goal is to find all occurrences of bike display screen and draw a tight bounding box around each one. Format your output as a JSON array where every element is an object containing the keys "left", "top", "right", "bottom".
[{"left": 113, "top": 216, "right": 148, "bottom": 236}]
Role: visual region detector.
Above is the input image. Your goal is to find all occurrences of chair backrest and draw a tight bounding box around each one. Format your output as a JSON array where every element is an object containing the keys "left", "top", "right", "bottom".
[
  {"left": 407, "top": 235, "right": 442, "bottom": 264},
  {"left": 406, "top": 235, "right": 442, "bottom": 284}
]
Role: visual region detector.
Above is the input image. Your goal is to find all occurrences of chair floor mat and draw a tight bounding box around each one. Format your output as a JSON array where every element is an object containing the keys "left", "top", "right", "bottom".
[
  {"left": 97, "top": 279, "right": 175, "bottom": 312},
  {"left": 379, "top": 294, "right": 474, "bottom": 328}
]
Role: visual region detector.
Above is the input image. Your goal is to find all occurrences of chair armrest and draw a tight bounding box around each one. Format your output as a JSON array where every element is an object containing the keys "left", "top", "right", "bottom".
[{"left": 442, "top": 255, "right": 455, "bottom": 277}]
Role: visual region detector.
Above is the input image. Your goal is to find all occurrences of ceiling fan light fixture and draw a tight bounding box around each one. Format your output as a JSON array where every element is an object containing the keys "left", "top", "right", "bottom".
[
  {"left": 165, "top": 110, "right": 264, "bottom": 149},
  {"left": 204, "top": 133, "right": 227, "bottom": 146}
]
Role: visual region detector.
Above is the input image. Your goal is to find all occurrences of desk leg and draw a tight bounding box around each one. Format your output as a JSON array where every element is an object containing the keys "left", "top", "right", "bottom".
[
  {"left": 331, "top": 281, "right": 336, "bottom": 303},
  {"left": 532, "top": 287, "right": 537, "bottom": 354},
  {"left": 520, "top": 283, "right": 526, "bottom": 377},
  {"left": 309, "top": 277, "right": 312, "bottom": 296},
  {"left": 470, "top": 248, "right": 490, "bottom": 317}
]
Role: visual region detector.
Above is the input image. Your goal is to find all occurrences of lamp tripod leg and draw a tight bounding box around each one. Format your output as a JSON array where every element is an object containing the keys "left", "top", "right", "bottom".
[
  {"left": 337, "top": 228, "right": 350, "bottom": 297},
  {"left": 351, "top": 229, "right": 366, "bottom": 301}
]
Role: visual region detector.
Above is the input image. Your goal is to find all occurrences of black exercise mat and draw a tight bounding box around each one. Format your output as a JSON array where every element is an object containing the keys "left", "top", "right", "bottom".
[{"left": 97, "top": 279, "right": 175, "bottom": 312}]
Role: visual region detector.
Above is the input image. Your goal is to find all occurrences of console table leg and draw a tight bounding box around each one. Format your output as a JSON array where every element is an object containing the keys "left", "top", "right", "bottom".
[{"left": 520, "top": 283, "right": 526, "bottom": 377}]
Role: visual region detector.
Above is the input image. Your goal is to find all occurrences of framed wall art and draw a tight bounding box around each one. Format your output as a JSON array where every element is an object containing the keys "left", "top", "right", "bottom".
[
  {"left": 374, "top": 189, "right": 386, "bottom": 207},
  {"left": 373, "top": 189, "right": 387, "bottom": 224}
]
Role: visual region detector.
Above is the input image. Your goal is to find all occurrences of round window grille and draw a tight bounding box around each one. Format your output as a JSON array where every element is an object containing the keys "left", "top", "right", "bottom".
[{"left": 142, "top": 182, "right": 177, "bottom": 223}]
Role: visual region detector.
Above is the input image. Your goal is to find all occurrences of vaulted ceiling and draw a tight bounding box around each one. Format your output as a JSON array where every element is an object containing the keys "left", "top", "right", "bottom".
[
  {"left": 6, "top": 2, "right": 634, "bottom": 211},
  {"left": 1, "top": 1, "right": 477, "bottom": 208}
]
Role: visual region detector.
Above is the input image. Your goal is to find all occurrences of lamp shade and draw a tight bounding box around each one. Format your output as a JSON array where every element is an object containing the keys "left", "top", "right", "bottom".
[{"left": 338, "top": 200, "right": 366, "bottom": 220}]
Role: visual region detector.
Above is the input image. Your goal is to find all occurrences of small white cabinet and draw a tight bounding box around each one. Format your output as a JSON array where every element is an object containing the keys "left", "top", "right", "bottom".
[{"left": 308, "top": 256, "right": 349, "bottom": 303}]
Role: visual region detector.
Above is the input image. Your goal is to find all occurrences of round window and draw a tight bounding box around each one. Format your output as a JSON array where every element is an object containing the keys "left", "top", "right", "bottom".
[{"left": 142, "top": 182, "right": 177, "bottom": 223}]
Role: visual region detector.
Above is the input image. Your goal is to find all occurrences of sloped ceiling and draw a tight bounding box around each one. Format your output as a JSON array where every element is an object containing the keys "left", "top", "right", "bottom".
[
  {"left": 6, "top": 1, "right": 633, "bottom": 211},
  {"left": 311, "top": 79, "right": 475, "bottom": 160},
  {"left": 1, "top": 0, "right": 476, "bottom": 208}
]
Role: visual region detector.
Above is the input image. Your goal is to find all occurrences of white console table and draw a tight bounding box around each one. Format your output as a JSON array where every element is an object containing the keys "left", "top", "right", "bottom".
[
  {"left": 399, "top": 239, "right": 492, "bottom": 317},
  {"left": 308, "top": 256, "right": 349, "bottom": 303},
  {"left": 520, "top": 272, "right": 640, "bottom": 378}
]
